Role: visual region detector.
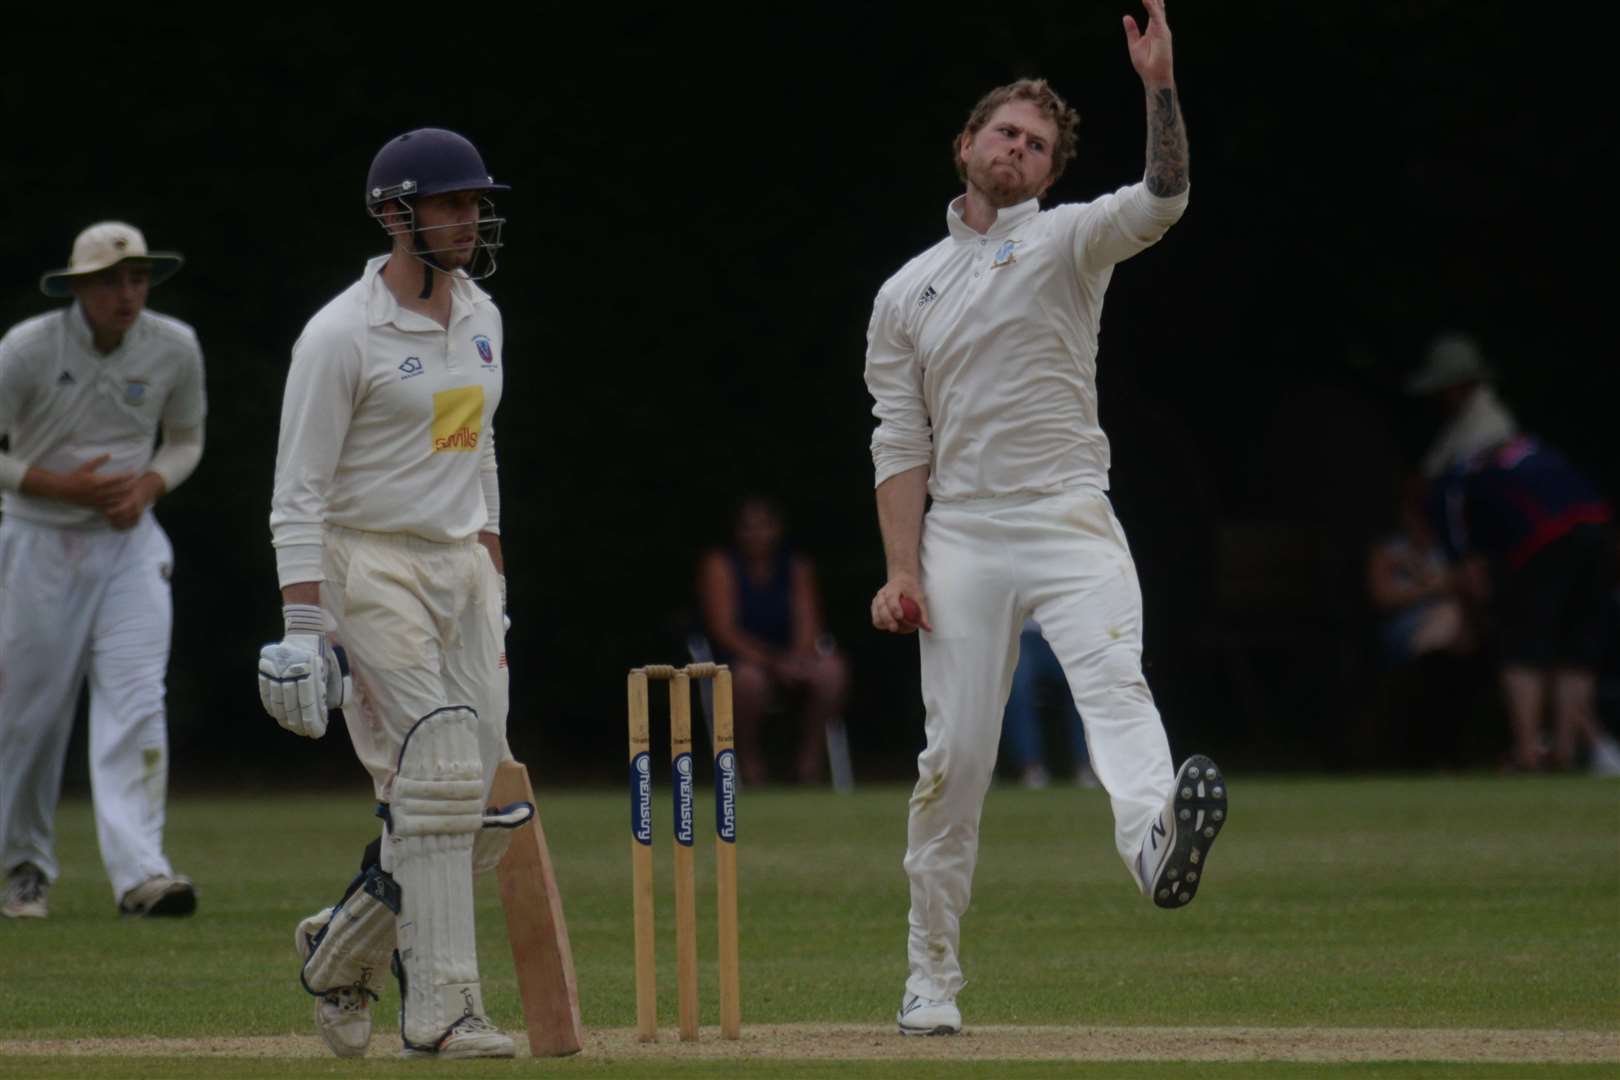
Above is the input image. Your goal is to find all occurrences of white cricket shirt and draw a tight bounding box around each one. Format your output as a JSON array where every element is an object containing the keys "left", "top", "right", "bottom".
[
  {"left": 270, "top": 255, "right": 504, "bottom": 587},
  {"left": 865, "top": 183, "right": 1187, "bottom": 501},
  {"left": 0, "top": 304, "right": 206, "bottom": 528}
]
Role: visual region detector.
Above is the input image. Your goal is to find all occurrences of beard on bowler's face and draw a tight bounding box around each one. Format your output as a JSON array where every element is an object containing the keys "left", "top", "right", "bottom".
[{"left": 970, "top": 154, "right": 1045, "bottom": 207}]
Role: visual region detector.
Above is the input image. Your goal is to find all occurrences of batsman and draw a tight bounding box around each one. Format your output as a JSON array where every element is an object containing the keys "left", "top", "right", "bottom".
[{"left": 259, "top": 128, "right": 523, "bottom": 1059}]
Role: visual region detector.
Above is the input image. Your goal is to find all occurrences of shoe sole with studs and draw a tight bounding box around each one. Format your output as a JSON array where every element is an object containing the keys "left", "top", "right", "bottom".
[{"left": 1153, "top": 755, "right": 1227, "bottom": 910}]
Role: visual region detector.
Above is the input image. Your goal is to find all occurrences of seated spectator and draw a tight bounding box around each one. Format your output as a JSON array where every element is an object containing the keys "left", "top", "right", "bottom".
[
  {"left": 1366, "top": 476, "right": 1475, "bottom": 667},
  {"left": 696, "top": 496, "right": 849, "bottom": 785},
  {"left": 1002, "top": 618, "right": 1098, "bottom": 788}
]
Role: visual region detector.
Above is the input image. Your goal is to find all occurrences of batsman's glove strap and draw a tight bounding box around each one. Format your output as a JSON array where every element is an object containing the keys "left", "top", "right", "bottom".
[{"left": 283, "top": 603, "right": 326, "bottom": 636}]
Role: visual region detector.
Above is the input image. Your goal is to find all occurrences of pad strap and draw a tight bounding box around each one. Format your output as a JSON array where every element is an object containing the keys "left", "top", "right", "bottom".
[{"left": 392, "top": 778, "right": 484, "bottom": 835}]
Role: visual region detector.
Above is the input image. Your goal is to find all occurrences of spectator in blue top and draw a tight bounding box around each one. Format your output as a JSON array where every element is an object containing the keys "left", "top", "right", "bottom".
[
  {"left": 1432, "top": 434, "right": 1619, "bottom": 774},
  {"left": 697, "top": 496, "right": 849, "bottom": 785}
]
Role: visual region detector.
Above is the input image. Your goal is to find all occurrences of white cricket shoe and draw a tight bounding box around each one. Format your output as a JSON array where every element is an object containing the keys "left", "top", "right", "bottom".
[
  {"left": 118, "top": 873, "right": 197, "bottom": 917},
  {"left": 1138, "top": 755, "right": 1227, "bottom": 909},
  {"left": 295, "top": 907, "right": 375, "bottom": 1058},
  {"left": 897, "top": 991, "right": 962, "bottom": 1036},
  {"left": 402, "top": 1014, "right": 516, "bottom": 1059},
  {"left": 2, "top": 863, "right": 49, "bottom": 920}
]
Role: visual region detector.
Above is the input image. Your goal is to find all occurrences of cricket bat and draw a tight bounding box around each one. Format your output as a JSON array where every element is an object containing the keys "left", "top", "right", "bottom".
[{"left": 491, "top": 760, "right": 585, "bottom": 1057}]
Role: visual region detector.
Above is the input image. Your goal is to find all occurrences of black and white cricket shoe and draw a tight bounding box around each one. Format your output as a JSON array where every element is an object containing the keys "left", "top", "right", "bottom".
[
  {"left": 402, "top": 1014, "right": 515, "bottom": 1060},
  {"left": 897, "top": 991, "right": 962, "bottom": 1036},
  {"left": 118, "top": 873, "right": 197, "bottom": 917},
  {"left": 1139, "top": 755, "right": 1227, "bottom": 910},
  {"left": 2, "top": 863, "right": 49, "bottom": 920}
]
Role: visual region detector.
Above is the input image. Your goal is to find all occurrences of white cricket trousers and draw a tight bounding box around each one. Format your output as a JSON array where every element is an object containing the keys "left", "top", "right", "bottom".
[
  {"left": 905, "top": 487, "right": 1174, "bottom": 1001},
  {"left": 318, "top": 526, "right": 511, "bottom": 803},
  {"left": 0, "top": 514, "right": 177, "bottom": 900}
]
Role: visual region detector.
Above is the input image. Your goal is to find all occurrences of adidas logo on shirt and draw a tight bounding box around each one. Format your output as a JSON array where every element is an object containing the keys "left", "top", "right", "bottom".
[
  {"left": 917, "top": 285, "right": 939, "bottom": 307},
  {"left": 57, "top": 371, "right": 75, "bottom": 385}
]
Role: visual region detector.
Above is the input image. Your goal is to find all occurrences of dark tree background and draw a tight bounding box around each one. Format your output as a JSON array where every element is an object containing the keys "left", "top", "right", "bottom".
[{"left": 5, "top": 3, "right": 1612, "bottom": 788}]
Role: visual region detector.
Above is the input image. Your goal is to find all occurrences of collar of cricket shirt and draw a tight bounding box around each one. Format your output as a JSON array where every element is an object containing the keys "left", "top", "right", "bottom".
[
  {"left": 65, "top": 300, "right": 142, "bottom": 358},
  {"left": 364, "top": 253, "right": 490, "bottom": 332},
  {"left": 945, "top": 195, "right": 1040, "bottom": 242}
]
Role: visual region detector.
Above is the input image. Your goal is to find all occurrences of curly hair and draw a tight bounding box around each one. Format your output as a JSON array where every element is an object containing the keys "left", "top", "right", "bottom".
[{"left": 953, "top": 78, "right": 1082, "bottom": 186}]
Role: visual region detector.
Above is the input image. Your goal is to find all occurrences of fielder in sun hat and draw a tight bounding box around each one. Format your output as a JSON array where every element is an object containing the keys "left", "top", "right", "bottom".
[{"left": 38, "top": 222, "right": 184, "bottom": 298}]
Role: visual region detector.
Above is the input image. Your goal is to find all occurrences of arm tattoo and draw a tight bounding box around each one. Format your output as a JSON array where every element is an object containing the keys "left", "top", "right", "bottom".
[{"left": 1145, "top": 87, "right": 1189, "bottom": 197}]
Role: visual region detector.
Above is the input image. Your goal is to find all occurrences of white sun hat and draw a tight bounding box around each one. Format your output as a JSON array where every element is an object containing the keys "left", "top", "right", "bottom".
[
  {"left": 39, "top": 222, "right": 184, "bottom": 298},
  {"left": 1403, "top": 333, "right": 1492, "bottom": 394}
]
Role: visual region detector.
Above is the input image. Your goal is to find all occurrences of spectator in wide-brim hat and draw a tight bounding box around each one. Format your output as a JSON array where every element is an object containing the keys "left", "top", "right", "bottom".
[{"left": 1405, "top": 332, "right": 1518, "bottom": 479}]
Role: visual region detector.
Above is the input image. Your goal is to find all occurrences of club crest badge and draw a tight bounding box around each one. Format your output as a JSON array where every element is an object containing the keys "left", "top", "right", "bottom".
[
  {"left": 124, "top": 380, "right": 148, "bottom": 404},
  {"left": 991, "top": 240, "right": 1018, "bottom": 269},
  {"left": 473, "top": 335, "right": 495, "bottom": 365}
]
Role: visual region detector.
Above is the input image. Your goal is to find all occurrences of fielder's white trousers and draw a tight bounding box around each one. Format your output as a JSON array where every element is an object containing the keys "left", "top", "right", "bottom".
[
  {"left": 905, "top": 487, "right": 1174, "bottom": 1001},
  {"left": 0, "top": 514, "right": 177, "bottom": 900},
  {"left": 318, "top": 526, "right": 511, "bottom": 804}
]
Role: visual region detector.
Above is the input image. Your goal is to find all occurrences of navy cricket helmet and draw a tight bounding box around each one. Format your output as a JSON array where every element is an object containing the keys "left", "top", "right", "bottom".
[
  {"left": 365, "top": 128, "right": 509, "bottom": 283},
  {"left": 365, "top": 128, "right": 509, "bottom": 207}
]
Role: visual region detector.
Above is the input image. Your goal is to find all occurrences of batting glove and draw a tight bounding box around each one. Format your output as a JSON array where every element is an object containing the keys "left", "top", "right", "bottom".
[{"left": 258, "top": 604, "right": 351, "bottom": 738}]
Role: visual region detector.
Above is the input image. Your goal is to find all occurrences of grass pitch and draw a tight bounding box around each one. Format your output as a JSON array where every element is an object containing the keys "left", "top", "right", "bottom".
[{"left": 1, "top": 774, "right": 1615, "bottom": 1078}]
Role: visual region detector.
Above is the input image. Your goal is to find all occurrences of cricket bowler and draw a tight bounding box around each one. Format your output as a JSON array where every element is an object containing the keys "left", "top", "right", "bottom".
[{"left": 863, "top": 0, "right": 1229, "bottom": 1036}]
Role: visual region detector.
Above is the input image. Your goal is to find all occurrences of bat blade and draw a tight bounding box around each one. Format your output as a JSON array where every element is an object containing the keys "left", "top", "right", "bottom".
[{"left": 492, "top": 760, "right": 585, "bottom": 1057}]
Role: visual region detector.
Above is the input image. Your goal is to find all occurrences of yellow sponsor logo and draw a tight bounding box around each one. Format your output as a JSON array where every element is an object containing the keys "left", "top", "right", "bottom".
[{"left": 431, "top": 386, "right": 484, "bottom": 452}]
